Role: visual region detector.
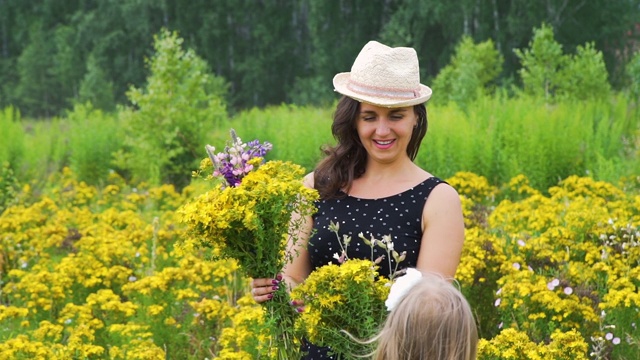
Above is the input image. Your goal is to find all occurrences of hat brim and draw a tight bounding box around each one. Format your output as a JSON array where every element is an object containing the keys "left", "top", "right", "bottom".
[{"left": 333, "top": 72, "right": 432, "bottom": 108}]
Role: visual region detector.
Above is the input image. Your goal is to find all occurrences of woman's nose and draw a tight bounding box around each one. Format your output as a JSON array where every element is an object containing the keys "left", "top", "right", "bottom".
[{"left": 375, "top": 119, "right": 391, "bottom": 135}]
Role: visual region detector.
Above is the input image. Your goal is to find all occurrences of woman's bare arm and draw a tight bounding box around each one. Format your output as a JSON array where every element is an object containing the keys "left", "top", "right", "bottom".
[{"left": 416, "top": 183, "right": 465, "bottom": 280}]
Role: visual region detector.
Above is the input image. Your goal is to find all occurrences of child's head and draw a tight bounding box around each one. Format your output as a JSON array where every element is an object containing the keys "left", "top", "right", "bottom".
[{"left": 374, "top": 272, "right": 478, "bottom": 360}]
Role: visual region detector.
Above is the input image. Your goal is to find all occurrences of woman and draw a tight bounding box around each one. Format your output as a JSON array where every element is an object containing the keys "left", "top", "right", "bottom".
[{"left": 251, "top": 40, "right": 465, "bottom": 359}]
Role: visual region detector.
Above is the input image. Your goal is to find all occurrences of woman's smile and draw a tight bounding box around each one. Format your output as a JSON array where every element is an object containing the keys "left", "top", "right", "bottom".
[
  {"left": 373, "top": 139, "right": 396, "bottom": 149},
  {"left": 357, "top": 103, "right": 417, "bottom": 162}
]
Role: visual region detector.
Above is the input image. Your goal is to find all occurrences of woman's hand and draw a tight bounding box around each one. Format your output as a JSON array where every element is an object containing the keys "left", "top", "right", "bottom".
[
  {"left": 250, "top": 274, "right": 306, "bottom": 313},
  {"left": 290, "top": 298, "right": 306, "bottom": 313},
  {"left": 250, "top": 275, "right": 282, "bottom": 303}
]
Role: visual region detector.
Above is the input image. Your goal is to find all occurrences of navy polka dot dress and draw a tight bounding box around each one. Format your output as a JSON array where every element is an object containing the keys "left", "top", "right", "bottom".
[{"left": 301, "top": 176, "right": 446, "bottom": 359}]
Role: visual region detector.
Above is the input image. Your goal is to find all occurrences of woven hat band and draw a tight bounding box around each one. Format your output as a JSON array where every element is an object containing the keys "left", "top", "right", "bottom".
[{"left": 347, "top": 80, "right": 421, "bottom": 100}]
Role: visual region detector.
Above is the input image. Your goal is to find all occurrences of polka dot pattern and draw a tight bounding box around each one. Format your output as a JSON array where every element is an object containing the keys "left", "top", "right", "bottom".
[{"left": 301, "top": 176, "right": 445, "bottom": 359}]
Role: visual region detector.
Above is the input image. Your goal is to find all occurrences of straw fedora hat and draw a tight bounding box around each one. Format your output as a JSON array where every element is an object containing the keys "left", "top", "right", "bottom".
[{"left": 333, "top": 41, "right": 432, "bottom": 108}]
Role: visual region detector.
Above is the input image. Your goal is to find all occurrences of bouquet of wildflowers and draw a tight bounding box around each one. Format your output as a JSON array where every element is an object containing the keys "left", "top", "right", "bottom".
[
  {"left": 291, "top": 222, "right": 407, "bottom": 359},
  {"left": 292, "top": 259, "right": 391, "bottom": 359},
  {"left": 180, "top": 129, "right": 318, "bottom": 359}
]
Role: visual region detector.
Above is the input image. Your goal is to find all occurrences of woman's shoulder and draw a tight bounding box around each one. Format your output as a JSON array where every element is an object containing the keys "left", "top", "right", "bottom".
[
  {"left": 303, "top": 172, "right": 315, "bottom": 189},
  {"left": 423, "top": 179, "right": 462, "bottom": 211}
]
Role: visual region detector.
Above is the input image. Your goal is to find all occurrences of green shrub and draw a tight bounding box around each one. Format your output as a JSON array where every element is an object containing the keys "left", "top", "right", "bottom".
[
  {"left": 432, "top": 36, "right": 503, "bottom": 108},
  {"left": 114, "top": 29, "right": 229, "bottom": 189},
  {"left": 514, "top": 23, "right": 566, "bottom": 101},
  {"left": 558, "top": 42, "right": 611, "bottom": 101},
  {"left": 515, "top": 23, "right": 612, "bottom": 103},
  {"left": 626, "top": 50, "right": 640, "bottom": 103}
]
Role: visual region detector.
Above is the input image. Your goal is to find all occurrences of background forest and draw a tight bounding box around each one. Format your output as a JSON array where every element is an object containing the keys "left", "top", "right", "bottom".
[{"left": 1, "top": 0, "right": 640, "bottom": 117}]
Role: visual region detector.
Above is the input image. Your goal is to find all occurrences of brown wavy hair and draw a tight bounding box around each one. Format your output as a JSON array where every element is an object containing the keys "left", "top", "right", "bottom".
[{"left": 313, "top": 96, "right": 428, "bottom": 199}]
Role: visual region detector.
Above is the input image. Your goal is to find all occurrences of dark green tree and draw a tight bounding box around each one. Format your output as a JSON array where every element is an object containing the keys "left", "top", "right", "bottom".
[
  {"left": 78, "top": 54, "right": 116, "bottom": 112},
  {"left": 71, "top": 0, "right": 166, "bottom": 106},
  {"left": 2, "top": 0, "right": 640, "bottom": 115},
  {"left": 51, "top": 25, "right": 84, "bottom": 107},
  {"left": 294, "top": 0, "right": 394, "bottom": 105},
  {"left": 15, "top": 22, "right": 56, "bottom": 118},
  {"left": 165, "top": 0, "right": 310, "bottom": 109}
]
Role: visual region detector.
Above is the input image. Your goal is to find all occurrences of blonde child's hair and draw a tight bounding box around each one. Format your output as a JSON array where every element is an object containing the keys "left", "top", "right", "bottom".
[{"left": 373, "top": 272, "right": 478, "bottom": 360}]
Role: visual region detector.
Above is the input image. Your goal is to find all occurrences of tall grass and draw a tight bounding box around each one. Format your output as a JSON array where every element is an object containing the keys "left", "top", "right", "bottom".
[
  {"left": 3, "top": 104, "right": 123, "bottom": 187},
  {"left": 66, "top": 103, "right": 124, "bottom": 185},
  {"left": 4, "top": 93, "right": 638, "bottom": 192},
  {"left": 19, "top": 118, "right": 69, "bottom": 187},
  {"left": 423, "top": 94, "right": 638, "bottom": 191},
  {"left": 226, "top": 104, "right": 335, "bottom": 172},
  {"left": 0, "top": 106, "right": 25, "bottom": 169}
]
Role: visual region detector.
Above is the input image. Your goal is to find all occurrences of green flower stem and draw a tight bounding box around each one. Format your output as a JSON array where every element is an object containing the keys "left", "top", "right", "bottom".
[{"left": 263, "top": 285, "right": 300, "bottom": 359}]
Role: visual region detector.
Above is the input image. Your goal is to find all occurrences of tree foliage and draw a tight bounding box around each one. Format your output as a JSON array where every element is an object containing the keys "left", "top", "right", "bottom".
[
  {"left": 514, "top": 24, "right": 566, "bottom": 100},
  {"left": 515, "top": 24, "right": 612, "bottom": 102},
  {"left": 625, "top": 51, "right": 640, "bottom": 103},
  {"left": 114, "top": 29, "right": 228, "bottom": 189},
  {"left": 558, "top": 42, "right": 611, "bottom": 101},
  {"left": 432, "top": 36, "right": 503, "bottom": 106},
  {"left": 0, "top": 0, "right": 638, "bottom": 116}
]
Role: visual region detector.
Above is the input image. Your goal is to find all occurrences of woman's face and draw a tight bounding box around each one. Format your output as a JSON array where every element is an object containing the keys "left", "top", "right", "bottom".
[{"left": 356, "top": 103, "right": 418, "bottom": 164}]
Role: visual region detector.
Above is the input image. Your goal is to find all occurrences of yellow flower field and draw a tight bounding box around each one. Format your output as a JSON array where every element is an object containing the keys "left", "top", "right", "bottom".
[{"left": 0, "top": 168, "right": 638, "bottom": 359}]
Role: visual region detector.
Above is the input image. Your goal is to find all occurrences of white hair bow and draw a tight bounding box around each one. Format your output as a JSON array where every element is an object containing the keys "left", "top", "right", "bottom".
[{"left": 385, "top": 268, "right": 423, "bottom": 311}]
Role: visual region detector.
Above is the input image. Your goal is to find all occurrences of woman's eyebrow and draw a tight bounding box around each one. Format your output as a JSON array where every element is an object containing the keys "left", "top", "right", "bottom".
[{"left": 360, "top": 109, "right": 408, "bottom": 114}]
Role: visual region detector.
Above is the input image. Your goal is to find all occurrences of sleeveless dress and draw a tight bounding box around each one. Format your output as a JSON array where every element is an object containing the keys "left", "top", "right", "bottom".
[{"left": 301, "top": 176, "right": 446, "bottom": 359}]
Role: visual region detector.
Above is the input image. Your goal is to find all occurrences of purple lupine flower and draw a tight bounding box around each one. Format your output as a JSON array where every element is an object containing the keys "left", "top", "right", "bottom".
[{"left": 205, "top": 129, "right": 272, "bottom": 187}]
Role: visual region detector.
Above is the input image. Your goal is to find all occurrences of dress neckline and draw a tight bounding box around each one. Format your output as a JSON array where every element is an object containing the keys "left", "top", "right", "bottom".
[{"left": 340, "top": 176, "right": 438, "bottom": 201}]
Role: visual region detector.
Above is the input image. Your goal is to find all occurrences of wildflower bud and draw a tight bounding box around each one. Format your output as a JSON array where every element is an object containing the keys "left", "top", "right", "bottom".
[
  {"left": 392, "top": 250, "right": 400, "bottom": 263},
  {"left": 358, "top": 232, "right": 371, "bottom": 246},
  {"left": 387, "top": 241, "right": 394, "bottom": 252},
  {"left": 343, "top": 234, "right": 351, "bottom": 246},
  {"left": 230, "top": 128, "right": 239, "bottom": 143},
  {"left": 398, "top": 251, "right": 407, "bottom": 262},
  {"left": 374, "top": 255, "right": 385, "bottom": 264},
  {"left": 329, "top": 221, "right": 340, "bottom": 233},
  {"left": 205, "top": 145, "right": 218, "bottom": 173},
  {"left": 376, "top": 239, "right": 387, "bottom": 250}
]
